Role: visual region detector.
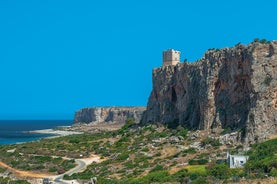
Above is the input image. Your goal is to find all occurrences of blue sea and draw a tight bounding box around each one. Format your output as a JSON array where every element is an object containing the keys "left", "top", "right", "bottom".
[{"left": 0, "top": 120, "right": 72, "bottom": 145}]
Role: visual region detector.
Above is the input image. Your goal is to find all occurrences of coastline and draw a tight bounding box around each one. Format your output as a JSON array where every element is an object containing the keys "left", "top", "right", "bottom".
[{"left": 29, "top": 129, "right": 83, "bottom": 139}]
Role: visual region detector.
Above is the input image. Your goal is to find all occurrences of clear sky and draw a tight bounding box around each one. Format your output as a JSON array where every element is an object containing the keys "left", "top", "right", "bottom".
[{"left": 0, "top": 0, "right": 276, "bottom": 120}]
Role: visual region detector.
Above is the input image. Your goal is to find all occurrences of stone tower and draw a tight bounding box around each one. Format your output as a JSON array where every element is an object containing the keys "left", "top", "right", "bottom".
[{"left": 162, "top": 49, "right": 180, "bottom": 66}]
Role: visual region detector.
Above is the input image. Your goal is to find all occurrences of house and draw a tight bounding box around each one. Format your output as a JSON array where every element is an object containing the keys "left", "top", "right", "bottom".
[{"left": 227, "top": 152, "right": 249, "bottom": 168}]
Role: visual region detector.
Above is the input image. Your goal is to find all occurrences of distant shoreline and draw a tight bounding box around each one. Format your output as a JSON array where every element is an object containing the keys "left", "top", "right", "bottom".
[{"left": 28, "top": 129, "right": 83, "bottom": 139}]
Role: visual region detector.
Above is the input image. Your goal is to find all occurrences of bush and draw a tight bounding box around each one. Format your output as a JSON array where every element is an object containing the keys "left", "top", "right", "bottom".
[
  {"left": 177, "top": 127, "right": 188, "bottom": 138},
  {"left": 208, "top": 163, "right": 231, "bottom": 179},
  {"left": 150, "top": 164, "right": 164, "bottom": 173},
  {"left": 141, "top": 147, "right": 149, "bottom": 152},
  {"left": 259, "top": 39, "right": 267, "bottom": 44},
  {"left": 270, "top": 168, "right": 277, "bottom": 177},
  {"left": 171, "top": 169, "right": 188, "bottom": 181},
  {"left": 121, "top": 118, "right": 136, "bottom": 130},
  {"left": 191, "top": 176, "right": 207, "bottom": 184},
  {"left": 140, "top": 170, "right": 171, "bottom": 183},
  {"left": 116, "top": 152, "right": 129, "bottom": 161},
  {"left": 245, "top": 138, "right": 277, "bottom": 175},
  {"left": 0, "top": 167, "right": 6, "bottom": 173},
  {"left": 0, "top": 177, "right": 30, "bottom": 184},
  {"left": 182, "top": 147, "right": 196, "bottom": 154},
  {"left": 189, "top": 159, "right": 208, "bottom": 165},
  {"left": 201, "top": 137, "right": 221, "bottom": 147},
  {"left": 49, "top": 167, "right": 58, "bottom": 172},
  {"left": 69, "top": 138, "right": 80, "bottom": 144}
]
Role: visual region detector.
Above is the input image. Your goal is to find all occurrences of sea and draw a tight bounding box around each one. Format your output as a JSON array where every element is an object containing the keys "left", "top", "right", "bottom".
[{"left": 0, "top": 120, "right": 72, "bottom": 145}]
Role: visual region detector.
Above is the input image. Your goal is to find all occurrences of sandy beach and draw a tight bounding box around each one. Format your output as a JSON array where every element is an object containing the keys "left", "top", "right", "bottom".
[{"left": 29, "top": 129, "right": 83, "bottom": 138}]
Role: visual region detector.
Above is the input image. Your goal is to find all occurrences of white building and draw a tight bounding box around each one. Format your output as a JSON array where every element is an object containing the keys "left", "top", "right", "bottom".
[{"left": 227, "top": 152, "right": 249, "bottom": 168}]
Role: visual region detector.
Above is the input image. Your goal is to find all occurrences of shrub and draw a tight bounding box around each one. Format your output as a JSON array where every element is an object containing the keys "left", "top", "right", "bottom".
[
  {"left": 191, "top": 177, "right": 207, "bottom": 184},
  {"left": 201, "top": 137, "right": 221, "bottom": 147},
  {"left": 189, "top": 173, "right": 199, "bottom": 180},
  {"left": 69, "top": 138, "right": 80, "bottom": 144},
  {"left": 0, "top": 167, "right": 6, "bottom": 173},
  {"left": 140, "top": 170, "right": 171, "bottom": 183},
  {"left": 189, "top": 159, "right": 208, "bottom": 165},
  {"left": 176, "top": 127, "right": 188, "bottom": 138},
  {"left": 245, "top": 138, "right": 277, "bottom": 175},
  {"left": 208, "top": 163, "right": 231, "bottom": 179},
  {"left": 49, "top": 167, "right": 58, "bottom": 172},
  {"left": 270, "top": 168, "right": 277, "bottom": 177},
  {"left": 141, "top": 147, "right": 149, "bottom": 152},
  {"left": 171, "top": 168, "right": 188, "bottom": 180},
  {"left": 155, "top": 152, "right": 161, "bottom": 157},
  {"left": 182, "top": 147, "right": 196, "bottom": 154},
  {"left": 121, "top": 118, "right": 136, "bottom": 130},
  {"left": 53, "top": 157, "right": 63, "bottom": 164},
  {"left": 150, "top": 164, "right": 164, "bottom": 173},
  {"left": 116, "top": 152, "right": 129, "bottom": 161},
  {"left": 259, "top": 39, "right": 267, "bottom": 44},
  {"left": 221, "top": 126, "right": 232, "bottom": 135}
]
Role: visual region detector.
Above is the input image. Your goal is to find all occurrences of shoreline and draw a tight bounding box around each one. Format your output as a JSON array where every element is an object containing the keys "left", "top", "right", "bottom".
[{"left": 28, "top": 129, "right": 83, "bottom": 139}]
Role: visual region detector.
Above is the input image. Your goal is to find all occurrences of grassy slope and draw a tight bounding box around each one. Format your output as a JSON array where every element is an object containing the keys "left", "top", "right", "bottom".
[{"left": 0, "top": 122, "right": 276, "bottom": 183}]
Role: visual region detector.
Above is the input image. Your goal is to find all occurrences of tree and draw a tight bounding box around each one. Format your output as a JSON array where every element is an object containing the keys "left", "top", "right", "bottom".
[{"left": 208, "top": 163, "right": 231, "bottom": 179}]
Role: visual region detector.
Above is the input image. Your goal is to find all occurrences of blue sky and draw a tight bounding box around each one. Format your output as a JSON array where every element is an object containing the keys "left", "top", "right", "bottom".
[{"left": 0, "top": 0, "right": 276, "bottom": 119}]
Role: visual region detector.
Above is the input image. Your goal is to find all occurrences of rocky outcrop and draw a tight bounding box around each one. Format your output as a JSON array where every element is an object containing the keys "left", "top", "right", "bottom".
[
  {"left": 142, "top": 40, "right": 277, "bottom": 144},
  {"left": 74, "top": 107, "right": 146, "bottom": 124}
]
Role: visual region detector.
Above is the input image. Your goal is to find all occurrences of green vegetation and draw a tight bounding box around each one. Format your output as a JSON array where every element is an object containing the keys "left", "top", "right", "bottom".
[
  {"left": 0, "top": 167, "right": 6, "bottom": 173},
  {"left": 186, "top": 165, "right": 207, "bottom": 175},
  {"left": 0, "top": 177, "right": 30, "bottom": 184},
  {"left": 254, "top": 38, "right": 271, "bottom": 44},
  {"left": 207, "top": 163, "right": 231, "bottom": 179},
  {"left": 200, "top": 137, "right": 221, "bottom": 147},
  {"left": 120, "top": 117, "right": 136, "bottom": 131},
  {"left": 0, "top": 118, "right": 276, "bottom": 183},
  {"left": 188, "top": 158, "right": 208, "bottom": 165},
  {"left": 220, "top": 126, "right": 232, "bottom": 135},
  {"left": 245, "top": 138, "right": 277, "bottom": 176}
]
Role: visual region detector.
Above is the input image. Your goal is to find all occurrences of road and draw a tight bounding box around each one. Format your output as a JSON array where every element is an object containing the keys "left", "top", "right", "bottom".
[
  {"left": 53, "top": 159, "right": 86, "bottom": 184},
  {"left": 0, "top": 154, "right": 101, "bottom": 184}
]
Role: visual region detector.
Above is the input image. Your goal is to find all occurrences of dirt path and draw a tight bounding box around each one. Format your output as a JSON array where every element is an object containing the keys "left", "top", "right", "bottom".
[
  {"left": 0, "top": 154, "right": 102, "bottom": 180},
  {"left": 269, "top": 134, "right": 277, "bottom": 139},
  {"left": 0, "top": 161, "right": 52, "bottom": 178}
]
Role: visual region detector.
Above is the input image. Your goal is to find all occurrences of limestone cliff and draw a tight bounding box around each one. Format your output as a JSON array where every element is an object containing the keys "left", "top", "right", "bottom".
[
  {"left": 74, "top": 107, "right": 146, "bottom": 124},
  {"left": 142, "top": 40, "right": 277, "bottom": 144}
]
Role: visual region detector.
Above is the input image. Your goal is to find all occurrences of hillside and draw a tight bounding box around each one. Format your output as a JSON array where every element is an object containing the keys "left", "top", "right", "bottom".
[{"left": 0, "top": 121, "right": 276, "bottom": 184}]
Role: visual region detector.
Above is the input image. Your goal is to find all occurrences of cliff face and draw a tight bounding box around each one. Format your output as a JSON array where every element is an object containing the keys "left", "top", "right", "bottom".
[
  {"left": 74, "top": 107, "right": 146, "bottom": 124},
  {"left": 142, "top": 41, "right": 277, "bottom": 143}
]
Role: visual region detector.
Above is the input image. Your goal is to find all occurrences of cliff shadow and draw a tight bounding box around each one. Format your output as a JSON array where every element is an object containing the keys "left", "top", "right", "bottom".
[{"left": 213, "top": 48, "right": 257, "bottom": 134}]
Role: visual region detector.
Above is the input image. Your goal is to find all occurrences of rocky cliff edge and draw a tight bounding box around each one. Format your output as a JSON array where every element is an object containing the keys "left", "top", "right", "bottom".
[
  {"left": 142, "top": 40, "right": 277, "bottom": 144},
  {"left": 74, "top": 107, "right": 146, "bottom": 124}
]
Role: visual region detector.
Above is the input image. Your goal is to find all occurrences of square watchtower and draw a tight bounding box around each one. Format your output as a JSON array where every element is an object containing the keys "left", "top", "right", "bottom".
[{"left": 162, "top": 49, "right": 180, "bottom": 66}]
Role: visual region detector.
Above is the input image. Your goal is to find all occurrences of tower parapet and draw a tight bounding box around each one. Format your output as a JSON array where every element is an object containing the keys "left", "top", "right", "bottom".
[{"left": 162, "top": 49, "right": 180, "bottom": 66}]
